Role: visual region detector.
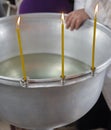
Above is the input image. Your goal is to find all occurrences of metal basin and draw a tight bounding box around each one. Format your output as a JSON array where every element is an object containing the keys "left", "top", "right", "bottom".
[{"left": 0, "top": 13, "right": 111, "bottom": 130}]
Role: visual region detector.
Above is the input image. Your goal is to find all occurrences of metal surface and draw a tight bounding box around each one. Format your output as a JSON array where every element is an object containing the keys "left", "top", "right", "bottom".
[{"left": 0, "top": 13, "right": 111, "bottom": 129}]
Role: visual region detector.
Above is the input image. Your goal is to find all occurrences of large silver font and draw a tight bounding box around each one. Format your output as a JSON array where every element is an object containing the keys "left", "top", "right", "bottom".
[{"left": 0, "top": 13, "right": 111, "bottom": 130}]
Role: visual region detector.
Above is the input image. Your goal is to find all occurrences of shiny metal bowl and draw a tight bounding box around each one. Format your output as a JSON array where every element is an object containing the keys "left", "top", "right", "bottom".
[{"left": 0, "top": 13, "right": 111, "bottom": 130}]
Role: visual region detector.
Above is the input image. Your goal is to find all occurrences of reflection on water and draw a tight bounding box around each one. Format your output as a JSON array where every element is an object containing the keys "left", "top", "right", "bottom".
[{"left": 0, "top": 53, "right": 90, "bottom": 79}]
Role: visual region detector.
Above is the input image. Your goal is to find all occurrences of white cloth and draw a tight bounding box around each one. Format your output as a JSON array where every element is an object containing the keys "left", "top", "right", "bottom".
[
  {"left": 85, "top": 0, "right": 111, "bottom": 29},
  {"left": 74, "top": 0, "right": 86, "bottom": 10}
]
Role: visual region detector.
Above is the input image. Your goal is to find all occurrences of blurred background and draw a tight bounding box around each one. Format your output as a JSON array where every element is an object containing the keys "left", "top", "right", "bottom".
[{"left": 0, "top": 0, "right": 22, "bottom": 16}]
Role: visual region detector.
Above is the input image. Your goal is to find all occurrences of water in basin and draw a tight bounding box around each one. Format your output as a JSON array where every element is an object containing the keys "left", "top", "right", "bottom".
[{"left": 0, "top": 53, "right": 90, "bottom": 79}]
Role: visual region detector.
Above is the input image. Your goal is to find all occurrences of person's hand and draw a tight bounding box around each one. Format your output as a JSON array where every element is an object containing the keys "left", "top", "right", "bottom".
[{"left": 65, "top": 9, "right": 90, "bottom": 30}]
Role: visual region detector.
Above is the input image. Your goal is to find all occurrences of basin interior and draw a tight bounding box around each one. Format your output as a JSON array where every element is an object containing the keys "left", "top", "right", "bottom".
[{"left": 0, "top": 13, "right": 111, "bottom": 81}]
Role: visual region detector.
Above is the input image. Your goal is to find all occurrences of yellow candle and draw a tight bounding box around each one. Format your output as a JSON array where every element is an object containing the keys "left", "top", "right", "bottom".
[
  {"left": 16, "top": 16, "right": 27, "bottom": 81},
  {"left": 91, "top": 4, "right": 99, "bottom": 72},
  {"left": 61, "top": 13, "right": 65, "bottom": 79}
]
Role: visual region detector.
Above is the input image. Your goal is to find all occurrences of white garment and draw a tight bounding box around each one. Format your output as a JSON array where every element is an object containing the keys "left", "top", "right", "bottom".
[
  {"left": 85, "top": 0, "right": 111, "bottom": 29},
  {"left": 74, "top": 0, "right": 86, "bottom": 10}
]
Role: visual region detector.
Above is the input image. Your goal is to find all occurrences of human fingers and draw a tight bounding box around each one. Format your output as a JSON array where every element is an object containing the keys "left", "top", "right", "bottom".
[
  {"left": 65, "top": 11, "right": 73, "bottom": 23},
  {"left": 74, "top": 11, "right": 90, "bottom": 29},
  {"left": 67, "top": 12, "right": 82, "bottom": 30},
  {"left": 65, "top": 12, "right": 76, "bottom": 29},
  {"left": 66, "top": 9, "right": 90, "bottom": 30},
  {"left": 69, "top": 17, "right": 77, "bottom": 30},
  {"left": 74, "top": 16, "right": 84, "bottom": 30}
]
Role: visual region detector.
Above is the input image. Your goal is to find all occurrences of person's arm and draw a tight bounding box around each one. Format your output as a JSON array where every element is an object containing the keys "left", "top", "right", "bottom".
[{"left": 74, "top": 0, "right": 86, "bottom": 10}]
